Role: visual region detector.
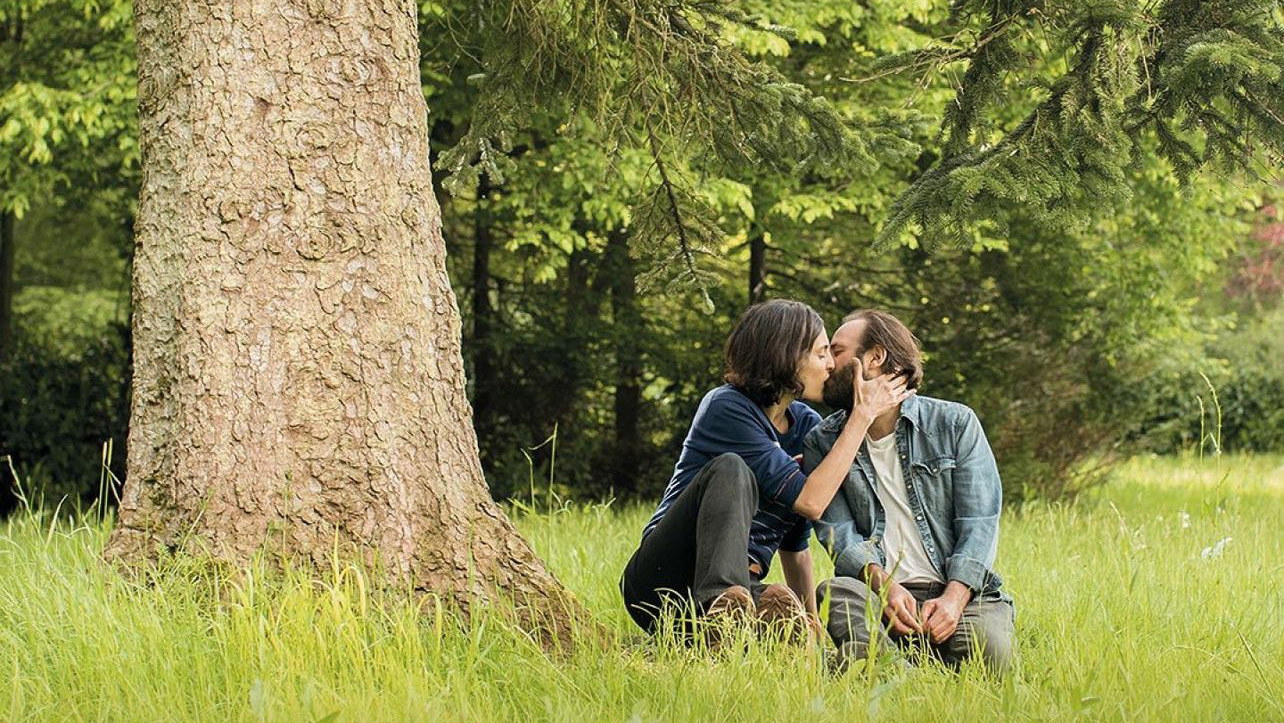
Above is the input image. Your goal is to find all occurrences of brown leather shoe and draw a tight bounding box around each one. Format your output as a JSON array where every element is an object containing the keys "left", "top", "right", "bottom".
[
  {"left": 705, "top": 585, "right": 755, "bottom": 618},
  {"left": 756, "top": 583, "right": 811, "bottom": 644},
  {"left": 703, "top": 585, "right": 755, "bottom": 649}
]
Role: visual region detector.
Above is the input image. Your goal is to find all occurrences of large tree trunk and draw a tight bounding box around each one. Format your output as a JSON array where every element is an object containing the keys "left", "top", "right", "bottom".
[{"left": 107, "top": 0, "right": 581, "bottom": 645}]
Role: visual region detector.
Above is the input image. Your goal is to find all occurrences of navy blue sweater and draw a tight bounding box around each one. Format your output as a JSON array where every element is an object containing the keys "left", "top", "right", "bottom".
[{"left": 642, "top": 385, "right": 820, "bottom": 575}]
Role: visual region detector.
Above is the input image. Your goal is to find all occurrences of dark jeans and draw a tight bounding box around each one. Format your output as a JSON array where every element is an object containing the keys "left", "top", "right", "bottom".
[
  {"left": 818, "top": 576, "right": 1016, "bottom": 674},
  {"left": 620, "top": 453, "right": 764, "bottom": 633}
]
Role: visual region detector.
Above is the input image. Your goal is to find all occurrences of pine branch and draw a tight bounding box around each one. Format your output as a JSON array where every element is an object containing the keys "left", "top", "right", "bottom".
[{"left": 645, "top": 125, "right": 701, "bottom": 289}]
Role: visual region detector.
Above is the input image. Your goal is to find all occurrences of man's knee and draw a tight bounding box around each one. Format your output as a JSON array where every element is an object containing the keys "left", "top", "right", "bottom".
[
  {"left": 948, "top": 606, "right": 1015, "bottom": 674},
  {"left": 817, "top": 577, "right": 875, "bottom": 644},
  {"left": 978, "top": 628, "right": 1014, "bottom": 674},
  {"left": 816, "top": 575, "right": 873, "bottom": 607}
]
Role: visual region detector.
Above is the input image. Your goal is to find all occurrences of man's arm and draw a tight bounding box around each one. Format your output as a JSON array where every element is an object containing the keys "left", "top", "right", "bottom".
[
  {"left": 860, "top": 562, "right": 924, "bottom": 635},
  {"left": 944, "top": 407, "right": 1002, "bottom": 592},
  {"left": 922, "top": 407, "right": 1002, "bottom": 643}
]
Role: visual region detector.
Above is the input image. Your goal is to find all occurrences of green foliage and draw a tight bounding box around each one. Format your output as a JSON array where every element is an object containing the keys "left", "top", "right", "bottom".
[
  {"left": 1139, "top": 306, "right": 1284, "bottom": 455},
  {"left": 7, "top": 0, "right": 1282, "bottom": 509},
  {"left": 431, "top": 0, "right": 923, "bottom": 299},
  {"left": 1, "top": 456, "right": 1283, "bottom": 719},
  {"left": 0, "top": 0, "right": 137, "bottom": 217},
  {"left": 12, "top": 285, "right": 124, "bottom": 351},
  {"left": 13, "top": 193, "right": 131, "bottom": 291},
  {"left": 1202, "top": 310, "right": 1284, "bottom": 451},
  {"left": 1, "top": 190, "right": 133, "bottom": 514},
  {"left": 747, "top": 152, "right": 1260, "bottom": 502},
  {"left": 0, "top": 309, "right": 129, "bottom": 511},
  {"left": 0, "top": 0, "right": 135, "bottom": 505},
  {"left": 876, "top": 0, "right": 1284, "bottom": 250},
  {"left": 411, "top": 0, "right": 1284, "bottom": 502}
]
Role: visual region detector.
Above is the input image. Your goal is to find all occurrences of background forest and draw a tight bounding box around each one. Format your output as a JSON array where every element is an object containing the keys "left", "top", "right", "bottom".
[{"left": 2, "top": 0, "right": 1282, "bottom": 516}]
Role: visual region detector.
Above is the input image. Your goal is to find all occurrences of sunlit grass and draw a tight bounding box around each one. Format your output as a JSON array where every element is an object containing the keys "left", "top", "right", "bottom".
[{"left": 2, "top": 455, "right": 1281, "bottom": 721}]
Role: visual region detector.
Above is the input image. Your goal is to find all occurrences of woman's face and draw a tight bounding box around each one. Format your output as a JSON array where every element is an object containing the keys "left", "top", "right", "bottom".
[{"left": 797, "top": 330, "right": 835, "bottom": 403}]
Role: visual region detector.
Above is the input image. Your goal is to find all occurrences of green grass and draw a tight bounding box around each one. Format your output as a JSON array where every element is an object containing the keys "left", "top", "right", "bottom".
[{"left": 2, "top": 455, "right": 1282, "bottom": 721}]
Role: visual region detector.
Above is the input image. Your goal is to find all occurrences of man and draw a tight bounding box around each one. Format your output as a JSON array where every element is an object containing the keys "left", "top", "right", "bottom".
[{"left": 802, "top": 310, "right": 1014, "bottom": 673}]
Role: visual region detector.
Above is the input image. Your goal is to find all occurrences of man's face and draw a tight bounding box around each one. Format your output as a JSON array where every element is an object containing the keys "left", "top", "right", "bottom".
[
  {"left": 828, "top": 320, "right": 866, "bottom": 371},
  {"left": 822, "top": 320, "right": 867, "bottom": 411}
]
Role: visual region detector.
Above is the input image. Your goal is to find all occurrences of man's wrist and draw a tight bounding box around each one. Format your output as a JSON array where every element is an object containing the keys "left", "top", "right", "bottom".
[
  {"left": 863, "top": 563, "right": 891, "bottom": 591},
  {"left": 942, "top": 580, "right": 973, "bottom": 605}
]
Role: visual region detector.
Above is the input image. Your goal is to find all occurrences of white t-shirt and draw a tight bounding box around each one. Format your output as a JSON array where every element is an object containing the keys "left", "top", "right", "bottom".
[{"left": 867, "top": 433, "right": 943, "bottom": 585}]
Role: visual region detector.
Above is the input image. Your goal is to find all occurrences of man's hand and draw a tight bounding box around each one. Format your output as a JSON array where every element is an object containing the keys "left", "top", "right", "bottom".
[
  {"left": 882, "top": 582, "right": 924, "bottom": 636},
  {"left": 920, "top": 581, "right": 972, "bottom": 644},
  {"left": 851, "top": 358, "right": 914, "bottom": 421}
]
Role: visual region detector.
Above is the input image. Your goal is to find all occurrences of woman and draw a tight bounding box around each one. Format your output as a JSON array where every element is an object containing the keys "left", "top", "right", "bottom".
[{"left": 620, "top": 299, "right": 910, "bottom": 638}]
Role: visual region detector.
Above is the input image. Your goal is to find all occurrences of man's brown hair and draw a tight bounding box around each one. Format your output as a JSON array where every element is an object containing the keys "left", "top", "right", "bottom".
[
  {"left": 844, "top": 309, "right": 924, "bottom": 390},
  {"left": 724, "top": 299, "right": 825, "bottom": 407}
]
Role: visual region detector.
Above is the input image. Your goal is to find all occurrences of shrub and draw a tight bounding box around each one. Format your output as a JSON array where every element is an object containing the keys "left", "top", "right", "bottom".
[{"left": 0, "top": 290, "right": 130, "bottom": 515}]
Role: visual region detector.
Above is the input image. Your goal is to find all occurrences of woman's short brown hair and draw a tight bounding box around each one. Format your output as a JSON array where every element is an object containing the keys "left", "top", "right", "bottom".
[{"left": 724, "top": 299, "right": 824, "bottom": 407}]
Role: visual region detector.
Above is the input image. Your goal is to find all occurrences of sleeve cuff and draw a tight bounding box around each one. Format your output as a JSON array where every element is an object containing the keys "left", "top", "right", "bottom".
[
  {"left": 771, "top": 467, "right": 807, "bottom": 508},
  {"left": 781, "top": 522, "right": 813, "bottom": 552},
  {"left": 781, "top": 537, "right": 811, "bottom": 553},
  {"left": 834, "top": 541, "right": 882, "bottom": 579},
  {"left": 946, "top": 554, "right": 988, "bottom": 592}
]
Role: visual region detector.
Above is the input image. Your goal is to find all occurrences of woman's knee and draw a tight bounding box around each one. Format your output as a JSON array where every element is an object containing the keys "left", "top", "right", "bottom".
[
  {"left": 704, "top": 453, "right": 757, "bottom": 496},
  {"left": 707, "top": 452, "right": 750, "bottom": 474}
]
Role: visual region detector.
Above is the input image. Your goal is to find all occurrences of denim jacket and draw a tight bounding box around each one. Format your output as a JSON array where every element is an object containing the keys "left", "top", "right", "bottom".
[{"left": 803, "top": 394, "right": 1008, "bottom": 599}]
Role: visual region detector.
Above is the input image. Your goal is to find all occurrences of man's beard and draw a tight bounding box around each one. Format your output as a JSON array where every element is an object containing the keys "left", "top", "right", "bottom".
[{"left": 822, "top": 361, "right": 857, "bottom": 412}]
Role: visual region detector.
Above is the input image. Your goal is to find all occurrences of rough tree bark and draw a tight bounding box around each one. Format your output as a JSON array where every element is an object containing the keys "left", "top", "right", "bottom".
[{"left": 107, "top": 0, "right": 582, "bottom": 644}]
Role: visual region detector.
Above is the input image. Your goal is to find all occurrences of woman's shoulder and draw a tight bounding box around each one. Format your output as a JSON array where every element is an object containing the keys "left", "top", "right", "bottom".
[
  {"left": 704, "top": 384, "right": 755, "bottom": 408},
  {"left": 697, "top": 385, "right": 768, "bottom": 426},
  {"left": 789, "top": 400, "right": 823, "bottom": 426}
]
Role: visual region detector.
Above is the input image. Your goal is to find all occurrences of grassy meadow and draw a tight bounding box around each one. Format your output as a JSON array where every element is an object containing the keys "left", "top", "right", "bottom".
[{"left": 2, "top": 454, "right": 1282, "bottom": 721}]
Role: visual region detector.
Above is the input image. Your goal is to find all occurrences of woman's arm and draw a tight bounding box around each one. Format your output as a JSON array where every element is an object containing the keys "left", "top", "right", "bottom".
[
  {"left": 792, "top": 410, "right": 874, "bottom": 519},
  {"left": 792, "top": 366, "right": 910, "bottom": 520}
]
